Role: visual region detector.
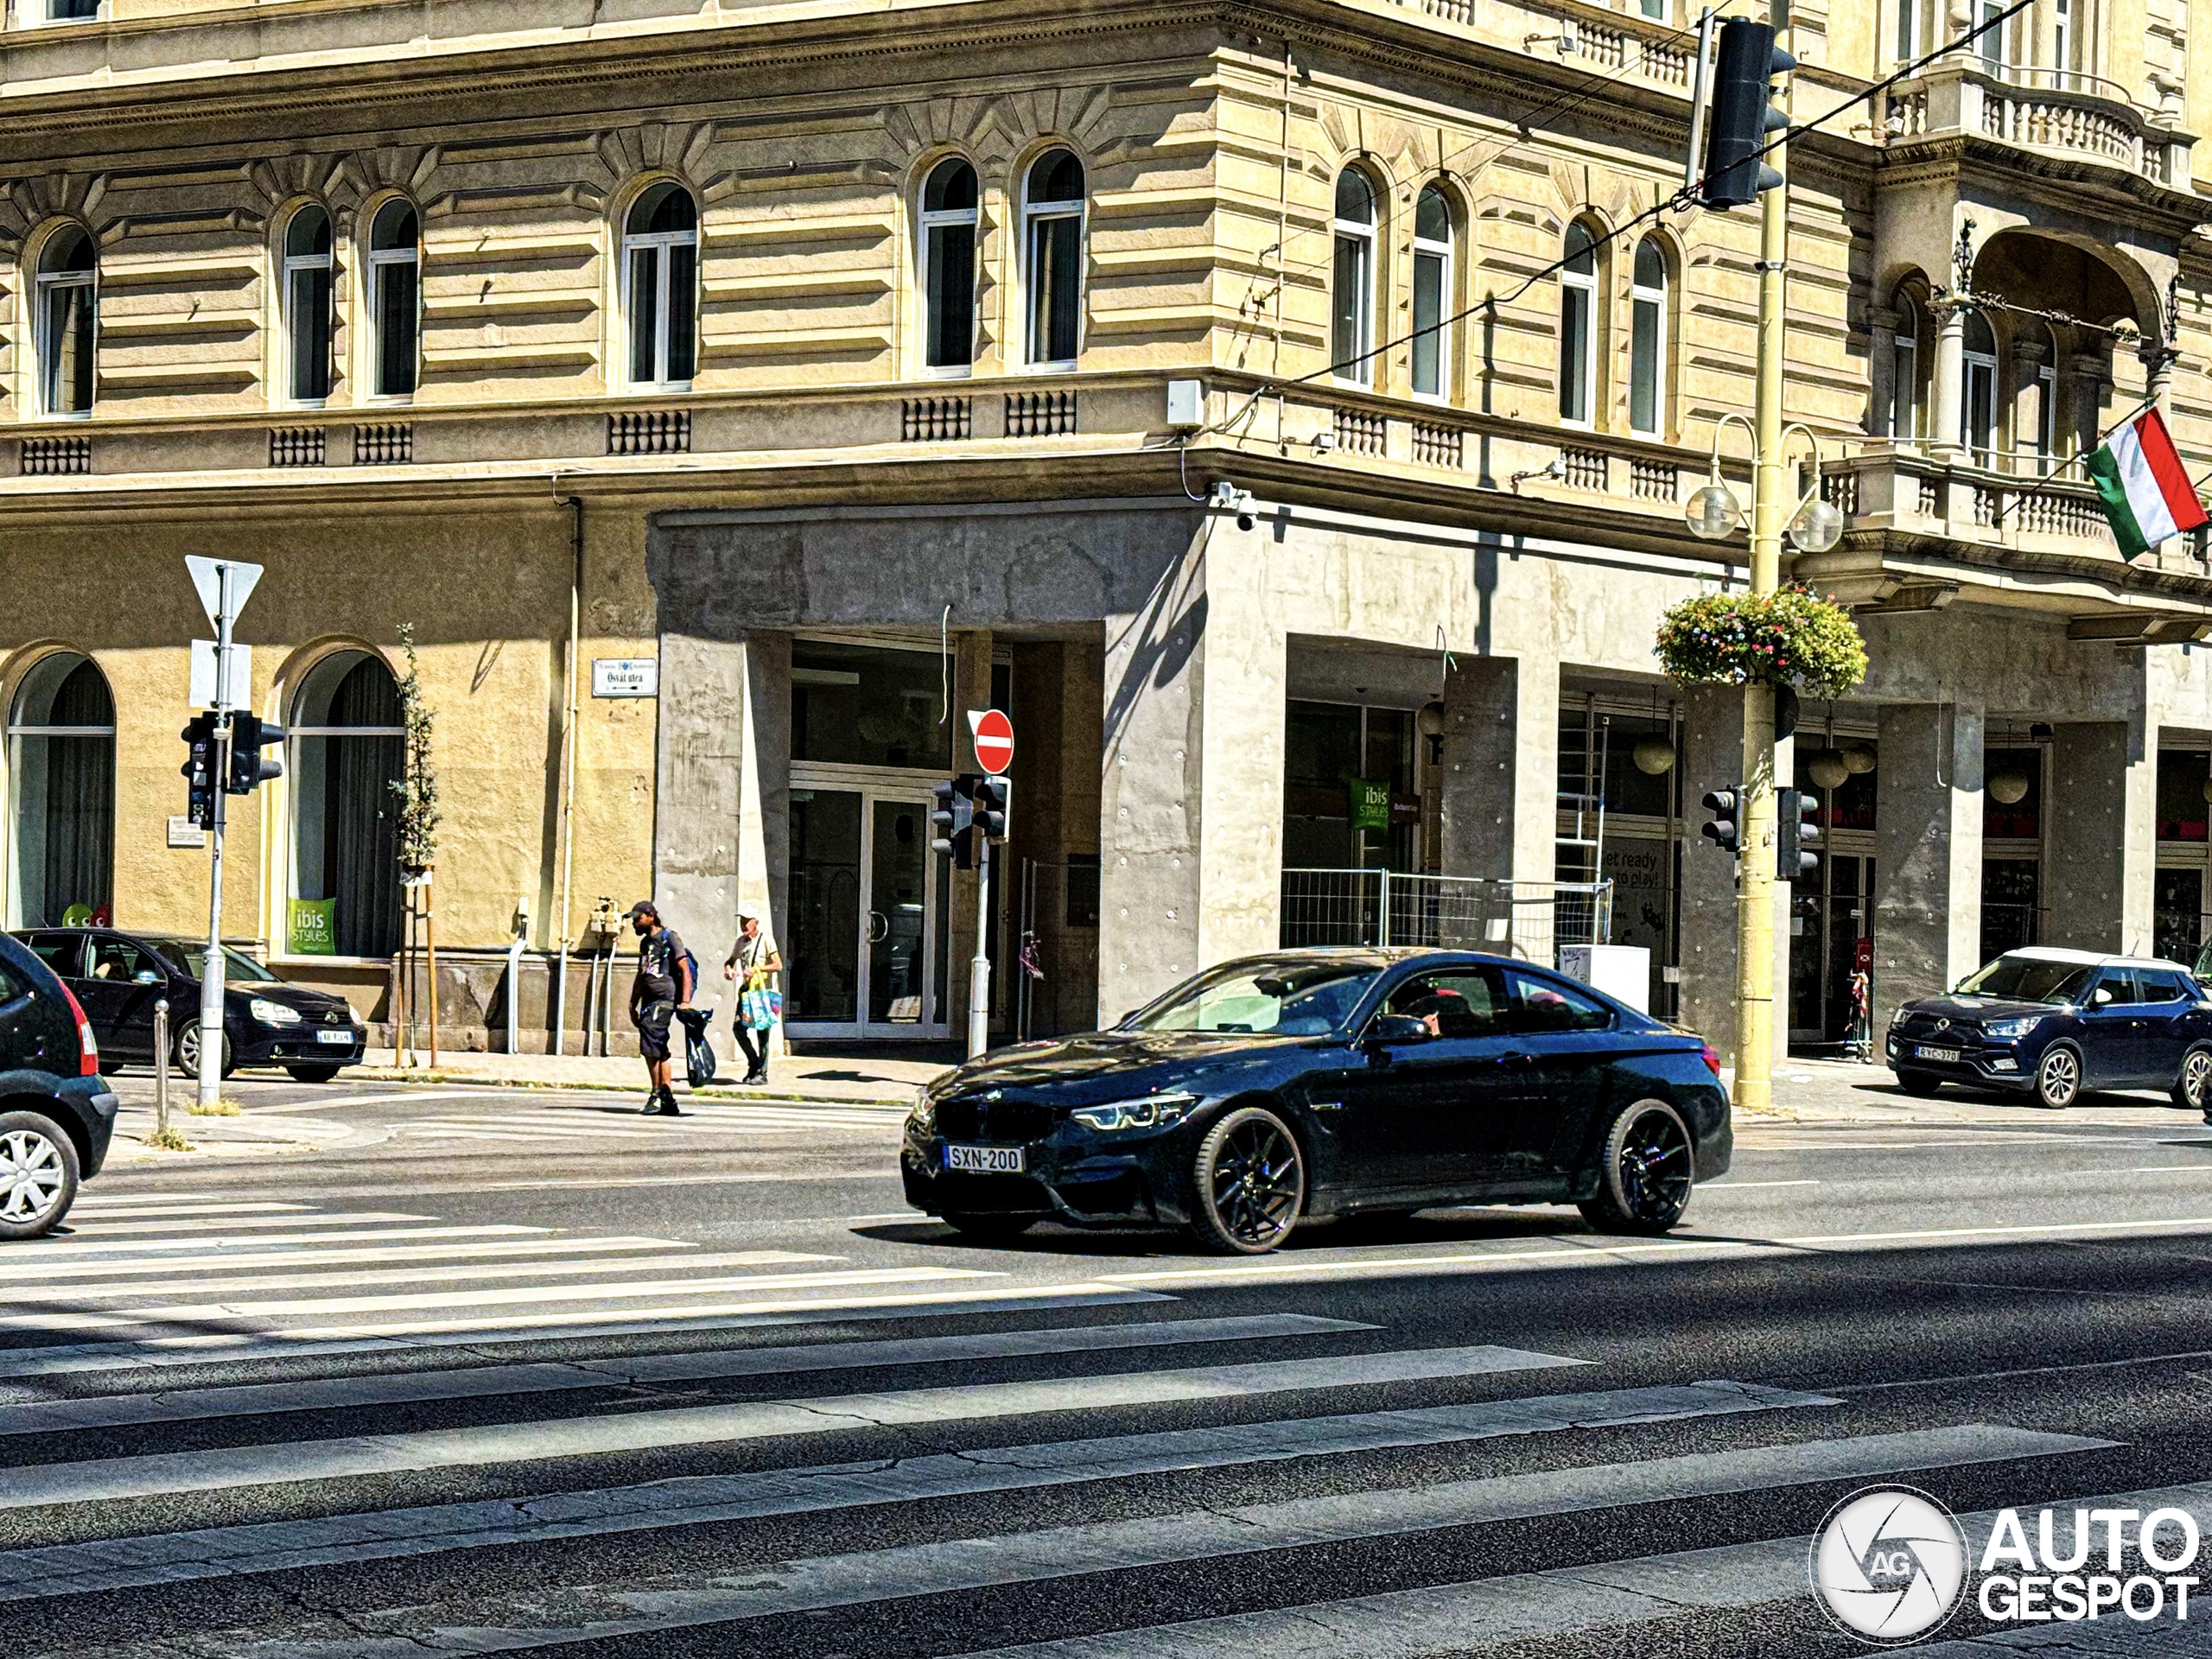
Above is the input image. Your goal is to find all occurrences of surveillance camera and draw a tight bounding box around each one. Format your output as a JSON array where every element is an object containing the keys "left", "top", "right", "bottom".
[{"left": 1236, "top": 505, "right": 1255, "bottom": 531}]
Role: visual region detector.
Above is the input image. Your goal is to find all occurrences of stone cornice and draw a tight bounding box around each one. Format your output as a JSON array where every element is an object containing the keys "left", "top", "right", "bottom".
[{"left": 1876, "top": 132, "right": 2212, "bottom": 236}]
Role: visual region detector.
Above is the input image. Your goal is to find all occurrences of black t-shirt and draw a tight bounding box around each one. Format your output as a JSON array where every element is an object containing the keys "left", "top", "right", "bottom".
[{"left": 632, "top": 925, "right": 688, "bottom": 1005}]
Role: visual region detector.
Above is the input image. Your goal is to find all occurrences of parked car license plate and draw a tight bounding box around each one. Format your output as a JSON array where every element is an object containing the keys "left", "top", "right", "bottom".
[
  {"left": 1914, "top": 1045, "right": 1961, "bottom": 1063},
  {"left": 315, "top": 1029, "right": 353, "bottom": 1046},
  {"left": 944, "top": 1143, "right": 1024, "bottom": 1173}
]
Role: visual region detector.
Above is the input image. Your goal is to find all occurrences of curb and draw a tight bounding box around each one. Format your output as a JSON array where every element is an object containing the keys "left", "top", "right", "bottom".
[{"left": 344, "top": 1069, "right": 922, "bottom": 1111}]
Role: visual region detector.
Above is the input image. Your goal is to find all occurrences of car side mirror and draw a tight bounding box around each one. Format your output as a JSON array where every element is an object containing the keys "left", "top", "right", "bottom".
[
  {"left": 1365, "top": 1014, "right": 1433, "bottom": 1047},
  {"left": 2090, "top": 987, "right": 2114, "bottom": 1007}
]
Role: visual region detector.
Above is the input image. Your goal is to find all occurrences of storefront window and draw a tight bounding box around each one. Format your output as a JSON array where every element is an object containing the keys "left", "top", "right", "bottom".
[
  {"left": 1983, "top": 747, "right": 2043, "bottom": 839},
  {"left": 791, "top": 641, "right": 949, "bottom": 770},
  {"left": 2155, "top": 867, "right": 2204, "bottom": 964},
  {"left": 8, "top": 652, "right": 112, "bottom": 928},
  {"left": 1981, "top": 858, "right": 2041, "bottom": 962},
  {"left": 2157, "top": 749, "right": 2209, "bottom": 842},
  {"left": 1281, "top": 701, "right": 1419, "bottom": 873},
  {"left": 290, "top": 652, "right": 403, "bottom": 958}
]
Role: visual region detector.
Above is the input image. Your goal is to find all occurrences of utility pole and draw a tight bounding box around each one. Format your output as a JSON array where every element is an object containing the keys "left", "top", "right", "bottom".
[{"left": 199, "top": 562, "right": 235, "bottom": 1114}]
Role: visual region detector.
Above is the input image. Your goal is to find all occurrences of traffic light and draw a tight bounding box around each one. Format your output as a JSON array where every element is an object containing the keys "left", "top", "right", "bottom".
[
  {"left": 930, "top": 776, "right": 975, "bottom": 870},
  {"left": 180, "top": 714, "right": 217, "bottom": 830},
  {"left": 974, "top": 774, "right": 1012, "bottom": 843},
  {"left": 1702, "top": 18, "right": 1795, "bottom": 207},
  {"left": 1700, "top": 788, "right": 1741, "bottom": 855},
  {"left": 226, "top": 713, "right": 285, "bottom": 795},
  {"left": 1778, "top": 787, "right": 1821, "bottom": 878}
]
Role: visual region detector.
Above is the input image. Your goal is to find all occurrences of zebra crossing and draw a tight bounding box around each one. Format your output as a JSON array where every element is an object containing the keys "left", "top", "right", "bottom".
[
  {"left": 14, "top": 1191, "right": 2203, "bottom": 1657},
  {"left": 391, "top": 1096, "right": 914, "bottom": 1143}
]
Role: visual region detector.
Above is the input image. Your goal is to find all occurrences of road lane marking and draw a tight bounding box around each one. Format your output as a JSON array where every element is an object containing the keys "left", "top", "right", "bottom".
[
  {"left": 8, "top": 1225, "right": 549, "bottom": 1257},
  {"left": 49, "top": 1211, "right": 438, "bottom": 1235},
  {"left": 0, "top": 1379, "right": 1833, "bottom": 1600},
  {"left": 1697, "top": 1180, "right": 1820, "bottom": 1190},
  {"left": 240, "top": 1091, "right": 489, "bottom": 1113},
  {"left": 0, "top": 1236, "right": 694, "bottom": 1282},
  {"left": 0, "top": 1344, "right": 1584, "bottom": 1508},
  {"left": 0, "top": 1314, "right": 1375, "bottom": 1438},
  {"left": 67, "top": 1199, "right": 310, "bottom": 1217}
]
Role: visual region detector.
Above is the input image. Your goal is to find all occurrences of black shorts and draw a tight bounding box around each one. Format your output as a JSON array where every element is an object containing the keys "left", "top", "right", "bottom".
[{"left": 635, "top": 1000, "right": 676, "bottom": 1062}]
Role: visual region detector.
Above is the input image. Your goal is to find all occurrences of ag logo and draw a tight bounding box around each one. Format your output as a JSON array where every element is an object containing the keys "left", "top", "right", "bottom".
[{"left": 1809, "top": 1485, "right": 1968, "bottom": 1644}]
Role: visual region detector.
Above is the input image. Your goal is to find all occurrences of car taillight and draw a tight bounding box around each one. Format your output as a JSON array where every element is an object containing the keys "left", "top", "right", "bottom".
[
  {"left": 1700, "top": 1041, "right": 1722, "bottom": 1078},
  {"left": 59, "top": 982, "right": 98, "bottom": 1076}
]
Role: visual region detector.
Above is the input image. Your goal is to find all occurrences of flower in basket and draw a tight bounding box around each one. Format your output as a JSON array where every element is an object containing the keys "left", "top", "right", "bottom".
[{"left": 1654, "top": 584, "right": 1868, "bottom": 698}]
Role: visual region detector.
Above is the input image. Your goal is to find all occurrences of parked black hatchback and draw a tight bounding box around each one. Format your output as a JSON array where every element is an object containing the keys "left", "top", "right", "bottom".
[
  {"left": 13, "top": 927, "right": 365, "bottom": 1082},
  {"left": 0, "top": 928, "right": 118, "bottom": 1238},
  {"left": 901, "top": 949, "right": 1732, "bottom": 1254}
]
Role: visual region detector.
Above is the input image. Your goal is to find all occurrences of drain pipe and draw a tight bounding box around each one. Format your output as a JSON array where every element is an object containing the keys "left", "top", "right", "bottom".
[{"left": 553, "top": 493, "right": 584, "bottom": 1056}]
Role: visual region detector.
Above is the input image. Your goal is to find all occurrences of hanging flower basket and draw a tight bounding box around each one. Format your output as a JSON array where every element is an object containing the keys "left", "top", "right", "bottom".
[{"left": 1655, "top": 584, "right": 1868, "bottom": 699}]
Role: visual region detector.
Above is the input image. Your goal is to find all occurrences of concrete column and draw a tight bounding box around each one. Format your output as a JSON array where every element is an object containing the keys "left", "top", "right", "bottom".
[
  {"left": 2046, "top": 716, "right": 2157, "bottom": 955},
  {"left": 1872, "top": 702, "right": 1983, "bottom": 1020},
  {"left": 2068, "top": 351, "right": 2108, "bottom": 460},
  {"left": 1676, "top": 686, "right": 1791, "bottom": 1064},
  {"left": 1867, "top": 305, "right": 1899, "bottom": 441},
  {"left": 1931, "top": 299, "right": 1967, "bottom": 461},
  {"left": 1436, "top": 652, "right": 1559, "bottom": 889},
  {"left": 1097, "top": 522, "right": 1285, "bottom": 1022}
]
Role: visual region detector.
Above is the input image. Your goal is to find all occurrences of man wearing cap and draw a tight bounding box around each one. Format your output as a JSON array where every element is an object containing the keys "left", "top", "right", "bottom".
[
  {"left": 722, "top": 907, "right": 782, "bottom": 1086},
  {"left": 626, "top": 899, "right": 693, "bottom": 1116}
]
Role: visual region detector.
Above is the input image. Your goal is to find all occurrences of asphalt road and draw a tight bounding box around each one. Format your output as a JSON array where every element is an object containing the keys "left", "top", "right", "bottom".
[{"left": 19, "top": 1074, "right": 2212, "bottom": 1656}]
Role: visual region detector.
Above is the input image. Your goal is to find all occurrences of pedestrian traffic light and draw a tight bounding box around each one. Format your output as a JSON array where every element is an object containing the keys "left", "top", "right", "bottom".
[
  {"left": 1701, "top": 18, "right": 1794, "bottom": 207},
  {"left": 974, "top": 774, "right": 1012, "bottom": 844},
  {"left": 930, "top": 776, "right": 975, "bottom": 869},
  {"left": 1778, "top": 787, "right": 1821, "bottom": 878},
  {"left": 180, "top": 714, "right": 217, "bottom": 830},
  {"left": 1700, "top": 788, "right": 1741, "bottom": 854},
  {"left": 226, "top": 713, "right": 284, "bottom": 795}
]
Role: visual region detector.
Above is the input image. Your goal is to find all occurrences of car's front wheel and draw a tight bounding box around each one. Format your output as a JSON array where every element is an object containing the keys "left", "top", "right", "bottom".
[
  {"left": 285, "top": 1064, "right": 343, "bottom": 1084},
  {"left": 176, "top": 1023, "right": 234, "bottom": 1082},
  {"left": 2174, "top": 1046, "right": 2212, "bottom": 1113},
  {"left": 2033, "top": 1045, "right": 2082, "bottom": 1109},
  {"left": 0, "top": 1111, "right": 79, "bottom": 1241},
  {"left": 1189, "top": 1105, "right": 1304, "bottom": 1255},
  {"left": 1579, "top": 1099, "right": 1695, "bottom": 1236}
]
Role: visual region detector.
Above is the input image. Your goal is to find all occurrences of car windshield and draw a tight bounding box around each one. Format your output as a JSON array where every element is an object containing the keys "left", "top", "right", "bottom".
[
  {"left": 1122, "top": 959, "right": 1382, "bottom": 1036},
  {"left": 142, "top": 938, "right": 280, "bottom": 983},
  {"left": 1956, "top": 956, "right": 2096, "bottom": 1005}
]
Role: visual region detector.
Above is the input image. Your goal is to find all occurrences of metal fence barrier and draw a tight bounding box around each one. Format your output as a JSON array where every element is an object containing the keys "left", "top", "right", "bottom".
[{"left": 1280, "top": 868, "right": 1614, "bottom": 966}]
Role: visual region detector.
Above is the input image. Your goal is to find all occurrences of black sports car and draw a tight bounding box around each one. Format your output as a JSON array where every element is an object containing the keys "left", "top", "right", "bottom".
[
  {"left": 902, "top": 948, "right": 1732, "bottom": 1254},
  {"left": 11, "top": 926, "right": 366, "bottom": 1082}
]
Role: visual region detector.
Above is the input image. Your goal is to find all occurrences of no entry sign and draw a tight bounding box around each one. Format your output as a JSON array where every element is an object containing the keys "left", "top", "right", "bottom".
[{"left": 969, "top": 708, "right": 1014, "bottom": 774}]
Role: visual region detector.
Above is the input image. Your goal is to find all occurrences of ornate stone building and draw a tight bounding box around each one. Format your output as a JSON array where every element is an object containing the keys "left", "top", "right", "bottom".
[{"left": 1, "top": 0, "right": 2209, "bottom": 1054}]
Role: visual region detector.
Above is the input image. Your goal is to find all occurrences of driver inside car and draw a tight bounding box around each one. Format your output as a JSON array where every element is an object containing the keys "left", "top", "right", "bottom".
[{"left": 1389, "top": 982, "right": 1473, "bottom": 1038}]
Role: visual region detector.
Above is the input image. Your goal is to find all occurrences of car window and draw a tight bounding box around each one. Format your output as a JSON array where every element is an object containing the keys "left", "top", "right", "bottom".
[
  {"left": 2094, "top": 969, "right": 2140, "bottom": 1004},
  {"left": 141, "top": 938, "right": 279, "bottom": 983},
  {"left": 1383, "top": 969, "right": 1509, "bottom": 1039},
  {"left": 19, "top": 933, "right": 81, "bottom": 979},
  {"left": 1506, "top": 969, "right": 1614, "bottom": 1033},
  {"left": 1122, "top": 959, "right": 1383, "bottom": 1036},
  {"left": 2139, "top": 970, "right": 2189, "bottom": 1003},
  {"left": 1958, "top": 956, "right": 2097, "bottom": 1004},
  {"left": 88, "top": 938, "right": 156, "bottom": 984}
]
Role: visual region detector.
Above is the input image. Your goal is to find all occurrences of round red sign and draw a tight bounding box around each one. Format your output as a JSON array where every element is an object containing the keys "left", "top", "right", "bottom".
[{"left": 973, "top": 708, "right": 1014, "bottom": 774}]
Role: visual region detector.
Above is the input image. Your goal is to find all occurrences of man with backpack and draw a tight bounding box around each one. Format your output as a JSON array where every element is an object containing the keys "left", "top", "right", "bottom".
[{"left": 626, "top": 899, "right": 695, "bottom": 1116}]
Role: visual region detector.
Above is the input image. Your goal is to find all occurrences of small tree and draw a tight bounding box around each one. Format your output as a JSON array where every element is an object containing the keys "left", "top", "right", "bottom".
[{"left": 391, "top": 623, "right": 440, "bottom": 878}]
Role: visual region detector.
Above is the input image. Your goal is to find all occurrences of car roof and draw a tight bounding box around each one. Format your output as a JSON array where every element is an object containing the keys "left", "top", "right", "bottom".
[{"left": 2003, "top": 946, "right": 2193, "bottom": 973}]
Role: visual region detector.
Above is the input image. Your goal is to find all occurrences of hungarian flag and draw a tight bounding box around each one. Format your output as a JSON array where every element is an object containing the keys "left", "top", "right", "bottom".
[{"left": 2084, "top": 405, "right": 2207, "bottom": 558}]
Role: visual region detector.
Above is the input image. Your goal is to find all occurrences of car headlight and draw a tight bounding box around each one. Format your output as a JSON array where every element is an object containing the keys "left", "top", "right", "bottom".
[
  {"left": 1982, "top": 1016, "right": 2041, "bottom": 1040},
  {"left": 1071, "top": 1093, "right": 1198, "bottom": 1133},
  {"left": 907, "top": 1098, "right": 936, "bottom": 1136},
  {"left": 249, "top": 997, "right": 302, "bottom": 1027}
]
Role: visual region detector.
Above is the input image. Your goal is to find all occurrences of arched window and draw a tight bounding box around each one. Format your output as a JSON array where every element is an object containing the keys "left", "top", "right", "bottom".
[
  {"left": 1559, "top": 220, "right": 1599, "bottom": 424},
  {"left": 2033, "top": 321, "right": 2059, "bottom": 469},
  {"left": 1892, "top": 293, "right": 1923, "bottom": 441},
  {"left": 1963, "top": 308, "right": 1998, "bottom": 463},
  {"left": 1024, "top": 149, "right": 1085, "bottom": 365},
  {"left": 35, "top": 228, "right": 96, "bottom": 418},
  {"left": 283, "top": 206, "right": 334, "bottom": 405},
  {"left": 1629, "top": 236, "right": 1669, "bottom": 437},
  {"left": 8, "top": 653, "right": 112, "bottom": 928},
  {"left": 365, "top": 200, "right": 419, "bottom": 399},
  {"left": 1410, "top": 185, "right": 1452, "bottom": 401},
  {"left": 290, "top": 652, "right": 404, "bottom": 959},
  {"left": 920, "top": 158, "right": 980, "bottom": 371},
  {"left": 623, "top": 183, "right": 698, "bottom": 388},
  {"left": 1332, "top": 169, "right": 1376, "bottom": 385}
]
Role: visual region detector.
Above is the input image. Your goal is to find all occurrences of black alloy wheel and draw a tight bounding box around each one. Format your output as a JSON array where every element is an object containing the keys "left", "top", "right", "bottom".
[
  {"left": 1579, "top": 1099, "right": 1694, "bottom": 1236},
  {"left": 1190, "top": 1105, "right": 1304, "bottom": 1255},
  {"left": 2175, "top": 1046, "right": 2212, "bottom": 1113}
]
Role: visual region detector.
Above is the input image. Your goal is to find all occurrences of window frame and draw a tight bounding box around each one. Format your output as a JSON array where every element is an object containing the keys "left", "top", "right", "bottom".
[
  {"left": 32, "top": 0, "right": 101, "bottom": 24},
  {"left": 1558, "top": 219, "right": 1600, "bottom": 428},
  {"left": 918, "top": 156, "right": 981, "bottom": 376},
  {"left": 1021, "top": 148, "right": 1086, "bottom": 370},
  {"left": 283, "top": 649, "right": 408, "bottom": 965},
  {"left": 1409, "top": 184, "right": 1452, "bottom": 404},
  {"left": 1962, "top": 310, "right": 1999, "bottom": 464},
  {"left": 363, "top": 198, "right": 421, "bottom": 403},
  {"left": 1331, "top": 168, "right": 1377, "bottom": 389},
  {"left": 1892, "top": 295, "right": 1923, "bottom": 442},
  {"left": 620, "top": 182, "right": 700, "bottom": 391},
  {"left": 1628, "top": 235, "right": 1669, "bottom": 438},
  {"left": 280, "top": 204, "right": 335, "bottom": 408},
  {"left": 33, "top": 226, "right": 97, "bottom": 422}
]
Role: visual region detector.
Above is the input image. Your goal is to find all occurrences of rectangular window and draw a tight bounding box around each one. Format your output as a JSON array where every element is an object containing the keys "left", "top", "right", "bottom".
[
  {"left": 1558, "top": 285, "right": 1591, "bottom": 422},
  {"left": 48, "top": 0, "right": 99, "bottom": 16},
  {"left": 627, "top": 244, "right": 661, "bottom": 385},
  {"left": 1412, "top": 248, "right": 1445, "bottom": 397},
  {"left": 1892, "top": 336, "right": 1918, "bottom": 439},
  {"left": 666, "top": 240, "right": 696, "bottom": 383},
  {"left": 1964, "top": 359, "right": 1996, "bottom": 460},
  {"left": 288, "top": 264, "right": 332, "bottom": 403},
  {"left": 1630, "top": 294, "right": 1661, "bottom": 435},
  {"left": 1028, "top": 214, "right": 1081, "bottom": 364},
  {"left": 1332, "top": 235, "right": 1370, "bottom": 383},
  {"left": 42, "top": 283, "right": 93, "bottom": 416},
  {"left": 374, "top": 261, "right": 417, "bottom": 397},
  {"left": 1065, "top": 852, "right": 1100, "bottom": 929},
  {"left": 926, "top": 222, "right": 976, "bottom": 369}
]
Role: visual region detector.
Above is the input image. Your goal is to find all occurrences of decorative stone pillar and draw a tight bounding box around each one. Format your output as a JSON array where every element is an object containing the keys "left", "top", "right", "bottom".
[
  {"left": 1867, "top": 304, "right": 1900, "bottom": 442},
  {"left": 2011, "top": 333, "right": 2049, "bottom": 475},
  {"left": 1931, "top": 298, "right": 1968, "bottom": 462},
  {"left": 2141, "top": 341, "right": 2179, "bottom": 419},
  {"left": 2068, "top": 350, "right": 2109, "bottom": 459}
]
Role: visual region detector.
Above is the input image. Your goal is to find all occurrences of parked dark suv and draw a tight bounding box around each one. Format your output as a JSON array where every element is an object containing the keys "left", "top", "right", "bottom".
[
  {"left": 13, "top": 927, "right": 365, "bottom": 1082},
  {"left": 0, "top": 929, "right": 118, "bottom": 1238}
]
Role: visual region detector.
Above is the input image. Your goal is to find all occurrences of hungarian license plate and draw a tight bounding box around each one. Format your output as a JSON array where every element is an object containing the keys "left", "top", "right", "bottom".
[
  {"left": 315, "top": 1029, "right": 353, "bottom": 1046},
  {"left": 944, "top": 1143, "right": 1024, "bottom": 1174},
  {"left": 1915, "top": 1045, "right": 1961, "bottom": 1064}
]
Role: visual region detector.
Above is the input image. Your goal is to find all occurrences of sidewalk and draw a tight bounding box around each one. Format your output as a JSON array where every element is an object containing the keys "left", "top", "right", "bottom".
[{"left": 350, "top": 1048, "right": 948, "bottom": 1107}]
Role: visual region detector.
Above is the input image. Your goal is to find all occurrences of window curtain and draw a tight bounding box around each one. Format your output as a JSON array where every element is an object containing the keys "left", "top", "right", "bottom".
[
  {"left": 38, "top": 664, "right": 112, "bottom": 925},
  {"left": 326, "top": 661, "right": 402, "bottom": 958}
]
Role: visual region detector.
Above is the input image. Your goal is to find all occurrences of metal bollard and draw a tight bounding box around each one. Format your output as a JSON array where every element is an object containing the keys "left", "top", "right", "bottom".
[{"left": 154, "top": 1000, "right": 171, "bottom": 1139}]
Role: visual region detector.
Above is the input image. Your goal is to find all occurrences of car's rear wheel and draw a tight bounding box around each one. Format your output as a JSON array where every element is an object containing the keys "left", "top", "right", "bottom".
[
  {"left": 0, "top": 1112, "right": 79, "bottom": 1241},
  {"left": 1190, "top": 1105, "right": 1304, "bottom": 1255},
  {"left": 176, "top": 1023, "right": 234, "bottom": 1082},
  {"left": 285, "top": 1064, "right": 343, "bottom": 1084},
  {"left": 940, "top": 1212, "right": 1039, "bottom": 1243},
  {"left": 1896, "top": 1069, "right": 1943, "bottom": 1097},
  {"left": 2174, "top": 1045, "right": 2212, "bottom": 1112},
  {"left": 2033, "top": 1045, "right": 2082, "bottom": 1109},
  {"left": 1579, "top": 1099, "right": 1694, "bottom": 1236}
]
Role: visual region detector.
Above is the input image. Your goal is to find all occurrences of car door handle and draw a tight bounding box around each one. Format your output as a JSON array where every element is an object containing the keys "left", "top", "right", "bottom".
[{"left": 1498, "top": 1052, "right": 1535, "bottom": 1067}]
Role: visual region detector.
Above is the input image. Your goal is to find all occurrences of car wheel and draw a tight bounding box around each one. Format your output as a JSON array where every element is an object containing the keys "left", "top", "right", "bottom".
[
  {"left": 1578, "top": 1099, "right": 1695, "bottom": 1236},
  {"left": 176, "top": 1023, "right": 234, "bottom": 1082},
  {"left": 285, "top": 1065, "right": 343, "bottom": 1084},
  {"left": 2174, "top": 1046, "right": 2212, "bottom": 1112},
  {"left": 0, "top": 1112, "right": 79, "bottom": 1241},
  {"left": 940, "top": 1212, "right": 1040, "bottom": 1243},
  {"left": 1189, "top": 1105, "right": 1304, "bottom": 1255},
  {"left": 1896, "top": 1069, "right": 1943, "bottom": 1097},
  {"left": 2033, "top": 1045, "right": 2082, "bottom": 1109}
]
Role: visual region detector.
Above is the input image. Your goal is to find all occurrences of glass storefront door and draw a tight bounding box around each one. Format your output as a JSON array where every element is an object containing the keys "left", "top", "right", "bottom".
[
  {"left": 786, "top": 777, "right": 950, "bottom": 1039},
  {"left": 1790, "top": 851, "right": 1875, "bottom": 1047}
]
